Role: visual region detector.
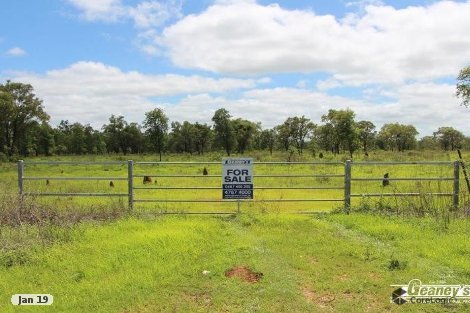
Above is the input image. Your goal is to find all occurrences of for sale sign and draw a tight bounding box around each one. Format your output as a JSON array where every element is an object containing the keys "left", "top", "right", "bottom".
[{"left": 222, "top": 158, "right": 253, "bottom": 199}]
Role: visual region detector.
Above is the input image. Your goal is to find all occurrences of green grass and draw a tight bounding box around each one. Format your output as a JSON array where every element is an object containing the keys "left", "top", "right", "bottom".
[
  {"left": 0, "top": 150, "right": 469, "bottom": 312},
  {"left": 326, "top": 214, "right": 470, "bottom": 277},
  {"left": 0, "top": 214, "right": 468, "bottom": 312}
]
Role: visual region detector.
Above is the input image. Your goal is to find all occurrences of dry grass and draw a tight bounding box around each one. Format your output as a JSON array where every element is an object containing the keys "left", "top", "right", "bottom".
[
  {"left": 0, "top": 192, "right": 127, "bottom": 268},
  {"left": 0, "top": 193, "right": 127, "bottom": 227}
]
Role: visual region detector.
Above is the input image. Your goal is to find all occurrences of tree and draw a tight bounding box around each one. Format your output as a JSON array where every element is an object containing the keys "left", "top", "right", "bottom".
[
  {"left": 433, "top": 127, "right": 464, "bottom": 151},
  {"left": 102, "top": 115, "right": 128, "bottom": 154},
  {"left": 168, "top": 121, "right": 197, "bottom": 154},
  {"left": 274, "top": 116, "right": 315, "bottom": 155},
  {"left": 418, "top": 136, "right": 439, "bottom": 150},
  {"left": 84, "top": 125, "right": 106, "bottom": 154},
  {"left": 143, "top": 108, "right": 168, "bottom": 161},
  {"left": 0, "top": 81, "right": 49, "bottom": 156},
  {"left": 54, "top": 122, "right": 104, "bottom": 155},
  {"left": 259, "top": 129, "right": 276, "bottom": 155},
  {"left": 168, "top": 121, "right": 183, "bottom": 153},
  {"left": 274, "top": 121, "right": 292, "bottom": 152},
  {"left": 193, "top": 123, "right": 212, "bottom": 155},
  {"left": 313, "top": 124, "right": 336, "bottom": 154},
  {"left": 123, "top": 122, "right": 144, "bottom": 154},
  {"left": 457, "top": 66, "right": 470, "bottom": 107},
  {"left": 377, "top": 123, "right": 418, "bottom": 151},
  {"left": 321, "top": 109, "right": 359, "bottom": 158},
  {"left": 0, "top": 89, "right": 14, "bottom": 156},
  {"left": 357, "top": 120, "right": 376, "bottom": 154},
  {"left": 36, "top": 122, "right": 55, "bottom": 156},
  {"left": 180, "top": 121, "right": 196, "bottom": 154},
  {"left": 53, "top": 120, "right": 71, "bottom": 155},
  {"left": 69, "top": 122, "right": 87, "bottom": 154},
  {"left": 232, "top": 118, "right": 259, "bottom": 154},
  {"left": 290, "top": 116, "right": 315, "bottom": 154},
  {"left": 212, "top": 108, "right": 236, "bottom": 156}
]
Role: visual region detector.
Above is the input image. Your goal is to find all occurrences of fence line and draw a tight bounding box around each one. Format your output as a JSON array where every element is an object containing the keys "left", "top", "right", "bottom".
[
  {"left": 17, "top": 159, "right": 459, "bottom": 214},
  {"left": 132, "top": 174, "right": 344, "bottom": 178},
  {"left": 23, "top": 177, "right": 128, "bottom": 181},
  {"left": 134, "top": 161, "right": 343, "bottom": 165}
]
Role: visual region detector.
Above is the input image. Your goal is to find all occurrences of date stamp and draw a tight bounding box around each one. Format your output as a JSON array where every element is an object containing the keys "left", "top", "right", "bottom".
[{"left": 11, "top": 294, "right": 53, "bottom": 306}]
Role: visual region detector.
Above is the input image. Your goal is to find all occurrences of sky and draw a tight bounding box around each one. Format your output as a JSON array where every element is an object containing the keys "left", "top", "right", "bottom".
[{"left": 1, "top": 0, "right": 470, "bottom": 137}]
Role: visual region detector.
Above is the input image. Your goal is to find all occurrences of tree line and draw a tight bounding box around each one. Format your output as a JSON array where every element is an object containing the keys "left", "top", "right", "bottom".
[{"left": 1, "top": 80, "right": 469, "bottom": 160}]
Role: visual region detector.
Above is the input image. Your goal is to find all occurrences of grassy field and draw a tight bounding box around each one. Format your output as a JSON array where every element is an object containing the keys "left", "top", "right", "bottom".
[
  {"left": 0, "top": 150, "right": 469, "bottom": 312},
  {"left": 0, "top": 214, "right": 468, "bottom": 312},
  {"left": 1, "top": 150, "right": 465, "bottom": 214}
]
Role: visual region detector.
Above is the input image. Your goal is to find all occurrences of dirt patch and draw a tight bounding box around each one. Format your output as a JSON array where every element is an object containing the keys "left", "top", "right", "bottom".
[
  {"left": 368, "top": 272, "right": 382, "bottom": 281},
  {"left": 308, "top": 256, "right": 319, "bottom": 264},
  {"left": 342, "top": 290, "right": 355, "bottom": 300},
  {"left": 317, "top": 294, "right": 335, "bottom": 308},
  {"left": 183, "top": 292, "right": 212, "bottom": 306},
  {"left": 302, "top": 286, "right": 316, "bottom": 302},
  {"left": 225, "top": 266, "right": 263, "bottom": 283},
  {"left": 302, "top": 286, "right": 335, "bottom": 309},
  {"left": 335, "top": 273, "right": 349, "bottom": 282},
  {"left": 319, "top": 294, "right": 335, "bottom": 303}
]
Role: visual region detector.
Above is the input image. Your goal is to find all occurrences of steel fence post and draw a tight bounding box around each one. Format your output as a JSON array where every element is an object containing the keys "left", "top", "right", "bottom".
[
  {"left": 128, "top": 160, "right": 134, "bottom": 212},
  {"left": 453, "top": 160, "right": 460, "bottom": 211},
  {"left": 18, "top": 160, "right": 24, "bottom": 196},
  {"left": 18, "top": 160, "right": 24, "bottom": 207},
  {"left": 344, "top": 160, "right": 351, "bottom": 214}
]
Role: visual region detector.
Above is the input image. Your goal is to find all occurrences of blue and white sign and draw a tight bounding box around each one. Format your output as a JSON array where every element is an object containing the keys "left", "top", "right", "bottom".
[{"left": 222, "top": 158, "right": 253, "bottom": 199}]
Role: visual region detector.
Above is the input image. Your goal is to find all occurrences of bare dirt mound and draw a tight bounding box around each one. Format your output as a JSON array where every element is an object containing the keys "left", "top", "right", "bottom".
[{"left": 225, "top": 266, "right": 263, "bottom": 283}]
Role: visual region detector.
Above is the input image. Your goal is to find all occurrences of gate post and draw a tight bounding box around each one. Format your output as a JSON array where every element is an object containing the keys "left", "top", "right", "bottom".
[
  {"left": 18, "top": 160, "right": 24, "bottom": 208},
  {"left": 128, "top": 160, "right": 134, "bottom": 212},
  {"left": 453, "top": 160, "right": 460, "bottom": 211},
  {"left": 344, "top": 160, "right": 351, "bottom": 214},
  {"left": 18, "top": 160, "right": 24, "bottom": 196}
]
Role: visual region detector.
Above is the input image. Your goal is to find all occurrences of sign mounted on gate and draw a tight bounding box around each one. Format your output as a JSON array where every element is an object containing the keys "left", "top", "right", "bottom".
[{"left": 222, "top": 158, "right": 253, "bottom": 199}]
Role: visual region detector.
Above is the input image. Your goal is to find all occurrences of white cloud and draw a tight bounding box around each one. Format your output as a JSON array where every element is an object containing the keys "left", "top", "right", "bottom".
[
  {"left": 67, "top": 0, "right": 181, "bottom": 28},
  {"left": 67, "top": 0, "right": 125, "bottom": 22},
  {"left": 135, "top": 29, "right": 163, "bottom": 55},
  {"left": 296, "top": 80, "right": 308, "bottom": 89},
  {"left": 7, "top": 61, "right": 261, "bottom": 126},
  {"left": 158, "top": 1, "right": 470, "bottom": 86},
  {"left": 316, "top": 78, "right": 343, "bottom": 91},
  {"left": 129, "top": 1, "right": 182, "bottom": 28},
  {"left": 5, "top": 1, "right": 469, "bottom": 136},
  {"left": 345, "top": 0, "right": 384, "bottom": 11},
  {"left": 67, "top": 0, "right": 182, "bottom": 55},
  {"left": 162, "top": 83, "right": 469, "bottom": 136},
  {"left": 5, "top": 47, "right": 26, "bottom": 57},
  {"left": 4, "top": 61, "right": 468, "bottom": 136}
]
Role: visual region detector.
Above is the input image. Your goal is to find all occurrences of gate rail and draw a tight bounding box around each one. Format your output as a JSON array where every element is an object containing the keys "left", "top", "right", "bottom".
[
  {"left": 17, "top": 159, "right": 460, "bottom": 213},
  {"left": 348, "top": 161, "right": 459, "bottom": 211},
  {"left": 131, "top": 161, "right": 344, "bottom": 210}
]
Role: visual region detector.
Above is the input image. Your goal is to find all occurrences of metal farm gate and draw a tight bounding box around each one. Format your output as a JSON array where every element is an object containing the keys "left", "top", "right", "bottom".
[
  {"left": 17, "top": 160, "right": 460, "bottom": 214},
  {"left": 130, "top": 161, "right": 345, "bottom": 214}
]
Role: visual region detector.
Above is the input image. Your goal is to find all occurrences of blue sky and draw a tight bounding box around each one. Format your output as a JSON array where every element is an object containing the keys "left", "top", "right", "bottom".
[{"left": 1, "top": 0, "right": 470, "bottom": 136}]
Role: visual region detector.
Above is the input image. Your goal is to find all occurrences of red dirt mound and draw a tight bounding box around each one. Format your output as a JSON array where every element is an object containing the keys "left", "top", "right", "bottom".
[{"left": 225, "top": 266, "right": 263, "bottom": 283}]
